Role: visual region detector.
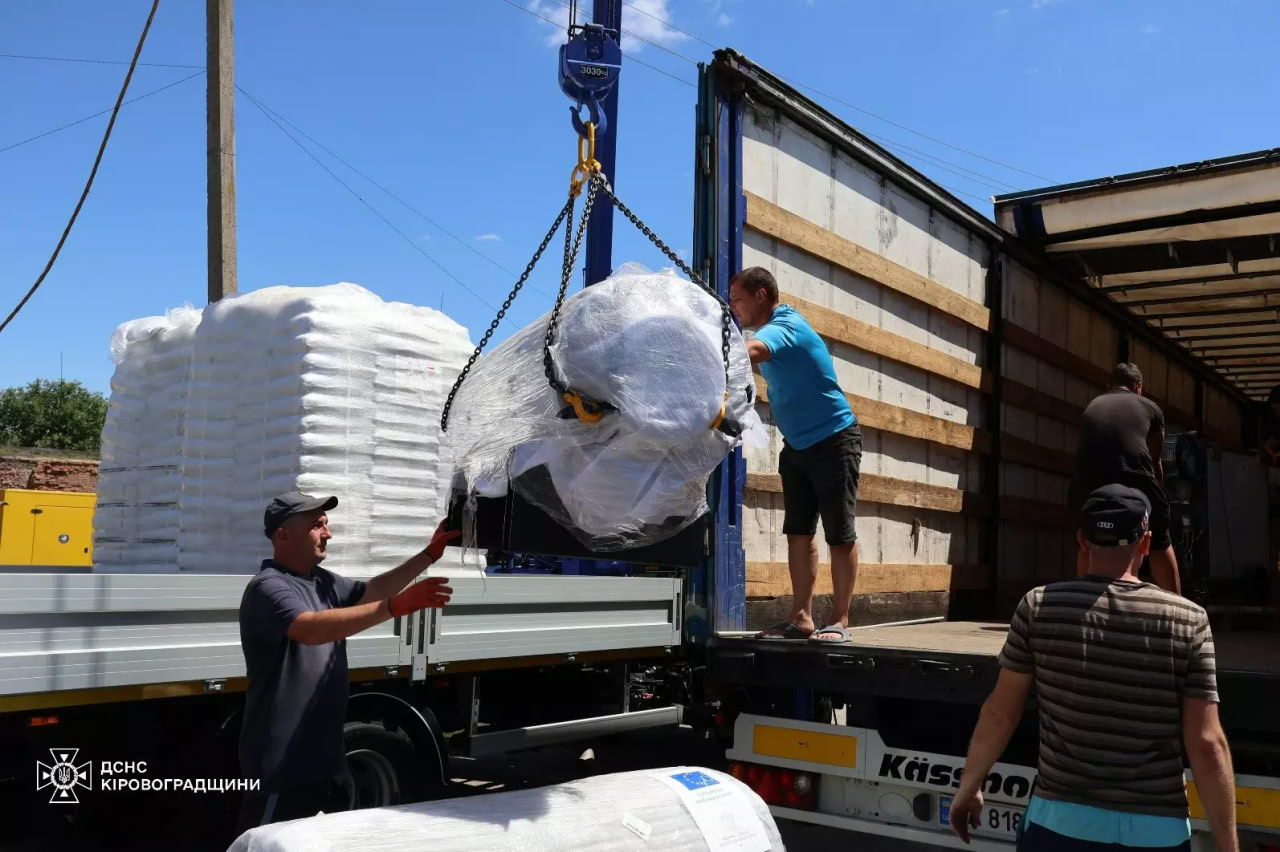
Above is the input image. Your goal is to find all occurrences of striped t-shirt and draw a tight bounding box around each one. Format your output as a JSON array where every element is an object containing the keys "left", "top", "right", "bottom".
[{"left": 998, "top": 576, "right": 1219, "bottom": 818}]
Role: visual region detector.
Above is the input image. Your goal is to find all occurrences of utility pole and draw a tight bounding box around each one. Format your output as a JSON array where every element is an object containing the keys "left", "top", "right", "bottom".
[{"left": 206, "top": 0, "right": 237, "bottom": 302}]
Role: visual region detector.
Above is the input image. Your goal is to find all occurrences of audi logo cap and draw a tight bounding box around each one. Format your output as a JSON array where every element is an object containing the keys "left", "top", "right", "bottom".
[{"left": 1079, "top": 483, "right": 1150, "bottom": 546}]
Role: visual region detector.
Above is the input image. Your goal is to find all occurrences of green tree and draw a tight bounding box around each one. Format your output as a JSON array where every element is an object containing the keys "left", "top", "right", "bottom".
[{"left": 0, "top": 379, "right": 108, "bottom": 454}]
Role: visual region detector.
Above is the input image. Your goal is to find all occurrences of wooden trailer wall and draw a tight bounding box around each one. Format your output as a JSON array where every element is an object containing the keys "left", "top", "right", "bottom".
[
  {"left": 996, "top": 257, "right": 1117, "bottom": 611},
  {"left": 711, "top": 51, "right": 1255, "bottom": 627},
  {"left": 736, "top": 102, "right": 993, "bottom": 627}
]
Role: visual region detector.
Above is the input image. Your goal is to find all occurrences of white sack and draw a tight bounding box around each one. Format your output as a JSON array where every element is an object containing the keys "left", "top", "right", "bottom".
[
  {"left": 445, "top": 264, "right": 763, "bottom": 552},
  {"left": 227, "top": 766, "right": 785, "bottom": 852}
]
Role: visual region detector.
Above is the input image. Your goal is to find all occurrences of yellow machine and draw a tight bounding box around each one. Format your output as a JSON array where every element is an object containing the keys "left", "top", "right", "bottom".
[{"left": 0, "top": 489, "right": 95, "bottom": 566}]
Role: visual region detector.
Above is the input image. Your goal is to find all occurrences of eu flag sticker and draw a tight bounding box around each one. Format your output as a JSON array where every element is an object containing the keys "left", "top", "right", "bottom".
[{"left": 670, "top": 770, "right": 720, "bottom": 790}]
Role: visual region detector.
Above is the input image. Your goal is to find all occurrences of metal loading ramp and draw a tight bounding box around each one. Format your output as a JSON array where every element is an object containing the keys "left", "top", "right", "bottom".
[{"left": 995, "top": 149, "right": 1280, "bottom": 405}]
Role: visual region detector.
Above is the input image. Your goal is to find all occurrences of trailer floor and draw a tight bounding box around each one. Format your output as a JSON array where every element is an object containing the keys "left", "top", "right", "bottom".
[{"left": 709, "top": 620, "right": 1279, "bottom": 721}]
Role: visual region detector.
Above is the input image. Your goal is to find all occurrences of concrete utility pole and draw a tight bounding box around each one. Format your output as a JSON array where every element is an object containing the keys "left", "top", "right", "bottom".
[{"left": 206, "top": 0, "right": 237, "bottom": 302}]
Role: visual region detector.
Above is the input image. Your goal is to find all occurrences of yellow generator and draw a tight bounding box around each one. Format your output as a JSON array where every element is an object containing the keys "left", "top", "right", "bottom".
[{"left": 0, "top": 489, "right": 95, "bottom": 566}]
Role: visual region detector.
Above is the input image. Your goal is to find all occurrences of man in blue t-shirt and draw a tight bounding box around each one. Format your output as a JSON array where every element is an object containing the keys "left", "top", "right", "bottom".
[{"left": 729, "top": 267, "right": 861, "bottom": 644}]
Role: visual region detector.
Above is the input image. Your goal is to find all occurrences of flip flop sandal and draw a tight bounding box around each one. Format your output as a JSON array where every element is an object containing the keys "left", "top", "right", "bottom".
[
  {"left": 755, "top": 622, "right": 811, "bottom": 640},
  {"left": 808, "top": 623, "right": 851, "bottom": 644}
]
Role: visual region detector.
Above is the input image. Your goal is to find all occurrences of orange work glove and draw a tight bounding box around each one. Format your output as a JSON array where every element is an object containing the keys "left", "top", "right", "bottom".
[
  {"left": 426, "top": 520, "right": 462, "bottom": 562},
  {"left": 388, "top": 577, "right": 452, "bottom": 617}
]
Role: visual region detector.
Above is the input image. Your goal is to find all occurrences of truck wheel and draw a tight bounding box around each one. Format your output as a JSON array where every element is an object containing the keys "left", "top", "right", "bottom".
[{"left": 343, "top": 721, "right": 421, "bottom": 810}]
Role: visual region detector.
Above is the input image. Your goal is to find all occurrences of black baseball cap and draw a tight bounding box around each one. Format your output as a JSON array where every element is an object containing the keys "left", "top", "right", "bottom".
[
  {"left": 264, "top": 491, "right": 338, "bottom": 538},
  {"left": 1079, "top": 484, "right": 1150, "bottom": 546}
]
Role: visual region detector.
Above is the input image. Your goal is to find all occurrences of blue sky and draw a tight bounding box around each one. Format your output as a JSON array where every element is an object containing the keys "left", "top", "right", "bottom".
[{"left": 3, "top": 0, "right": 1277, "bottom": 395}]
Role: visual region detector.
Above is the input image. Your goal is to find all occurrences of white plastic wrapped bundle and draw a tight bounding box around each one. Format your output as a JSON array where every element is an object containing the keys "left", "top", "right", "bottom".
[
  {"left": 228, "top": 766, "right": 784, "bottom": 852},
  {"left": 445, "top": 264, "right": 762, "bottom": 551},
  {"left": 93, "top": 305, "right": 202, "bottom": 572},
  {"left": 176, "top": 283, "right": 474, "bottom": 577}
]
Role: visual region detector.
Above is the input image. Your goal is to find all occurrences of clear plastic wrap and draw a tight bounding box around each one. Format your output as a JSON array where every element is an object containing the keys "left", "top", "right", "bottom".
[
  {"left": 94, "top": 305, "right": 203, "bottom": 572},
  {"left": 228, "top": 766, "right": 784, "bottom": 852},
  {"left": 176, "top": 283, "right": 474, "bottom": 576},
  {"left": 95, "top": 283, "right": 476, "bottom": 577},
  {"left": 445, "top": 263, "right": 763, "bottom": 551}
]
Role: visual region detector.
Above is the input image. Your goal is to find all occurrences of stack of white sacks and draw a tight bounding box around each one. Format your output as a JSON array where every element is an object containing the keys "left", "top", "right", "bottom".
[
  {"left": 93, "top": 283, "right": 475, "bottom": 577},
  {"left": 94, "top": 306, "right": 203, "bottom": 572}
]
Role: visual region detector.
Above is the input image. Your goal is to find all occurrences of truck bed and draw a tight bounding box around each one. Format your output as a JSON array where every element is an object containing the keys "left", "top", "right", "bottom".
[
  {"left": 0, "top": 572, "right": 683, "bottom": 710},
  {"left": 709, "top": 620, "right": 1279, "bottom": 733}
]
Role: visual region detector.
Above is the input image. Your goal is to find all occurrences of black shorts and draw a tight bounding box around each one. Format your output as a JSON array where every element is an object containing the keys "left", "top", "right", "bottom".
[
  {"left": 779, "top": 424, "right": 862, "bottom": 546},
  {"left": 1069, "top": 474, "right": 1172, "bottom": 550}
]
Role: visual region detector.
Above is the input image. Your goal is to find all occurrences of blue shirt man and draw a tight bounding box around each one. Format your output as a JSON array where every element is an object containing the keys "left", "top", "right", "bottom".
[{"left": 728, "top": 266, "right": 862, "bottom": 645}]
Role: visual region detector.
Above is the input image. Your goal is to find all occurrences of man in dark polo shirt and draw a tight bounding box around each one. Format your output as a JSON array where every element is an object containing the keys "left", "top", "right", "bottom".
[
  {"left": 1070, "top": 362, "right": 1179, "bottom": 593},
  {"left": 236, "top": 491, "right": 457, "bottom": 830}
]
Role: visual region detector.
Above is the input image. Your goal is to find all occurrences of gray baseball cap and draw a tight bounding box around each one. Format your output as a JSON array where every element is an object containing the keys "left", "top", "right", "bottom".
[{"left": 264, "top": 491, "right": 338, "bottom": 538}]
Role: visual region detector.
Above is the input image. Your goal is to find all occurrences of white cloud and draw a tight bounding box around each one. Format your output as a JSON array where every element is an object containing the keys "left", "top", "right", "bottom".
[
  {"left": 418, "top": 234, "right": 432, "bottom": 241},
  {"left": 717, "top": 12, "right": 732, "bottom": 26},
  {"left": 527, "top": 0, "right": 689, "bottom": 51},
  {"left": 1030, "top": 0, "right": 1062, "bottom": 7},
  {"left": 474, "top": 233, "right": 502, "bottom": 242},
  {"left": 995, "top": 8, "right": 1010, "bottom": 15},
  {"left": 1142, "top": 22, "right": 1158, "bottom": 34}
]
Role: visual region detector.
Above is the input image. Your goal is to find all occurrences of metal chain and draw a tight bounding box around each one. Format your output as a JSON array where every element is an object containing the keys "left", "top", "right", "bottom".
[
  {"left": 440, "top": 168, "right": 737, "bottom": 432},
  {"left": 590, "top": 172, "right": 734, "bottom": 388},
  {"left": 544, "top": 177, "right": 600, "bottom": 394},
  {"left": 440, "top": 196, "right": 575, "bottom": 432}
]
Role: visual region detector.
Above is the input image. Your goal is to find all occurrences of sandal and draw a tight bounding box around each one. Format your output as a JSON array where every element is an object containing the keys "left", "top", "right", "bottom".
[
  {"left": 755, "top": 622, "right": 811, "bottom": 640},
  {"left": 809, "top": 623, "right": 851, "bottom": 644}
]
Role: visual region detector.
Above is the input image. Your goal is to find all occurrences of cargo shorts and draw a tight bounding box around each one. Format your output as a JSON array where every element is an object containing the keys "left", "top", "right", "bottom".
[{"left": 779, "top": 424, "right": 862, "bottom": 546}]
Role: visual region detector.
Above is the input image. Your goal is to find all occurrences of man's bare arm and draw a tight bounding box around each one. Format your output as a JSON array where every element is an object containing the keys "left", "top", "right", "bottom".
[
  {"left": 746, "top": 339, "right": 771, "bottom": 365},
  {"left": 358, "top": 521, "right": 459, "bottom": 605},
  {"left": 287, "top": 600, "right": 391, "bottom": 646},
  {"left": 1148, "top": 427, "right": 1166, "bottom": 480},
  {"left": 1183, "top": 697, "right": 1238, "bottom": 852},
  {"left": 360, "top": 551, "right": 432, "bottom": 604},
  {"left": 950, "top": 669, "right": 1033, "bottom": 843}
]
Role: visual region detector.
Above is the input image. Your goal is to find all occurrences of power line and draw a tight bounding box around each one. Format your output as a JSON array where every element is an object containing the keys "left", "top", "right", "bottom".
[
  {"left": 550, "top": 0, "right": 1024, "bottom": 192},
  {"left": 619, "top": 0, "right": 715, "bottom": 48},
  {"left": 0, "top": 0, "right": 162, "bottom": 336},
  {"left": 497, "top": 0, "right": 695, "bottom": 87},
  {"left": 0, "top": 51, "right": 202, "bottom": 70},
  {"left": 615, "top": 0, "right": 1053, "bottom": 183},
  {"left": 237, "top": 87, "right": 513, "bottom": 321},
  {"left": 236, "top": 86, "right": 560, "bottom": 301},
  {"left": 1, "top": 70, "right": 204, "bottom": 155}
]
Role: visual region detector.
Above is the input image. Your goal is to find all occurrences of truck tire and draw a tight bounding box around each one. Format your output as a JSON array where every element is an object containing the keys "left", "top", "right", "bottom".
[{"left": 342, "top": 721, "right": 422, "bottom": 810}]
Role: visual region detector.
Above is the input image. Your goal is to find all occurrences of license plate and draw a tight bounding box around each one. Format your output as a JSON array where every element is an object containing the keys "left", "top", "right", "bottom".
[{"left": 939, "top": 796, "right": 1025, "bottom": 839}]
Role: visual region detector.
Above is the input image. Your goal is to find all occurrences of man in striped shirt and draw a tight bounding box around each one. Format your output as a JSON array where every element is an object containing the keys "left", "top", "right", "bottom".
[{"left": 949, "top": 484, "right": 1238, "bottom": 850}]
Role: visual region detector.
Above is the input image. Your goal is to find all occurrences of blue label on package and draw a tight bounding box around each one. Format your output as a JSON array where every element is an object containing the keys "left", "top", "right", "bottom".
[
  {"left": 939, "top": 795, "right": 952, "bottom": 826},
  {"left": 671, "top": 771, "right": 720, "bottom": 790}
]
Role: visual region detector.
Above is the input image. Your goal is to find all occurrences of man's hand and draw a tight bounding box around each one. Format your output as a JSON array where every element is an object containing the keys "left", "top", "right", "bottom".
[
  {"left": 426, "top": 520, "right": 461, "bottom": 562},
  {"left": 948, "top": 784, "right": 984, "bottom": 844},
  {"left": 388, "top": 576, "right": 453, "bottom": 617}
]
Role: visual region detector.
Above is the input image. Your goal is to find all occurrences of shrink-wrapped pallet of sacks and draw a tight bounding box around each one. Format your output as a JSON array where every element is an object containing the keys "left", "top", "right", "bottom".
[
  {"left": 94, "top": 283, "right": 474, "bottom": 577},
  {"left": 176, "top": 283, "right": 473, "bottom": 577},
  {"left": 94, "top": 305, "right": 203, "bottom": 572}
]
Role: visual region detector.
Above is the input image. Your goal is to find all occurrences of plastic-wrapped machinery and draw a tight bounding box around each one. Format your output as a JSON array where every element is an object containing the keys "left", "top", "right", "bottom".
[
  {"left": 228, "top": 766, "right": 785, "bottom": 852},
  {"left": 445, "top": 264, "right": 763, "bottom": 551}
]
